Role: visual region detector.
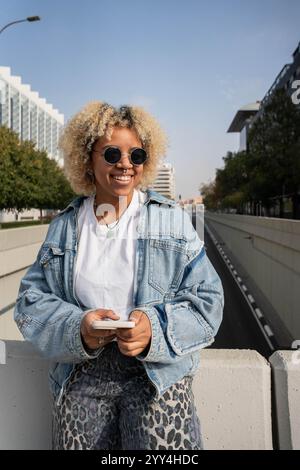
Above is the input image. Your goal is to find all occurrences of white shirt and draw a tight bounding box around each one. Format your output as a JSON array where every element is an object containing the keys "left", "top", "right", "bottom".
[{"left": 74, "top": 189, "right": 145, "bottom": 320}]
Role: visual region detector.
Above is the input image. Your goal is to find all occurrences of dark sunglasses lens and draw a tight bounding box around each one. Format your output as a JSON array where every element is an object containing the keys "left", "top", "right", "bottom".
[
  {"left": 104, "top": 147, "right": 121, "bottom": 164},
  {"left": 131, "top": 148, "right": 147, "bottom": 165}
]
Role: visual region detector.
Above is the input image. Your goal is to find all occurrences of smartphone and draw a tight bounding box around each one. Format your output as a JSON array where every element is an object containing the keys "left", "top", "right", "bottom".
[{"left": 92, "top": 320, "right": 135, "bottom": 330}]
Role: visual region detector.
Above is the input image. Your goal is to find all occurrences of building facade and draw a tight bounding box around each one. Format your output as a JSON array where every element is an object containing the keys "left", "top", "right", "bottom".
[
  {"left": 259, "top": 41, "right": 300, "bottom": 111},
  {"left": 228, "top": 41, "right": 300, "bottom": 151},
  {"left": 227, "top": 102, "right": 260, "bottom": 151},
  {"left": 0, "top": 66, "right": 64, "bottom": 164},
  {"left": 150, "top": 162, "right": 175, "bottom": 200}
]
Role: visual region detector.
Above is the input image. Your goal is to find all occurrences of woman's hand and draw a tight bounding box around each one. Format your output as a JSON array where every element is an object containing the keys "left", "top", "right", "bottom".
[
  {"left": 80, "top": 309, "right": 120, "bottom": 350},
  {"left": 116, "top": 310, "right": 152, "bottom": 357}
]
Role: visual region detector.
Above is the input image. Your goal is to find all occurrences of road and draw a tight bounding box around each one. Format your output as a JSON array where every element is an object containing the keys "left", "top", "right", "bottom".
[{"left": 191, "top": 211, "right": 274, "bottom": 358}]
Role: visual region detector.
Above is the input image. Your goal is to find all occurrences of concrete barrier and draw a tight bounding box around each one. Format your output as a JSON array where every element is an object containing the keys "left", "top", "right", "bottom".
[
  {"left": 194, "top": 349, "right": 272, "bottom": 449},
  {"left": 0, "top": 225, "right": 48, "bottom": 340},
  {"left": 269, "top": 350, "right": 300, "bottom": 450},
  {"left": 0, "top": 341, "right": 273, "bottom": 450},
  {"left": 0, "top": 340, "right": 52, "bottom": 450}
]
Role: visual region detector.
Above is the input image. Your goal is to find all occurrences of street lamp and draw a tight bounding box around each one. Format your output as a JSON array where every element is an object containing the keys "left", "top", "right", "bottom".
[{"left": 0, "top": 16, "right": 41, "bottom": 35}]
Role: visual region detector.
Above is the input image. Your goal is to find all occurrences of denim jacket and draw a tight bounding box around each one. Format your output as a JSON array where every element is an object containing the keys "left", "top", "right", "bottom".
[{"left": 14, "top": 189, "right": 224, "bottom": 403}]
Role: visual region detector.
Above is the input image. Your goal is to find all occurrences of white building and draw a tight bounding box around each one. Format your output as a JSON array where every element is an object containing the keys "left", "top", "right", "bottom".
[
  {"left": 0, "top": 67, "right": 64, "bottom": 223},
  {"left": 227, "top": 102, "right": 260, "bottom": 152},
  {"left": 151, "top": 162, "right": 175, "bottom": 200},
  {"left": 0, "top": 66, "right": 64, "bottom": 163}
]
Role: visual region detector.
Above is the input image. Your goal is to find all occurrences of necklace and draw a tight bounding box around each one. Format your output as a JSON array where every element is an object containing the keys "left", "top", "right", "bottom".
[{"left": 93, "top": 198, "right": 120, "bottom": 238}]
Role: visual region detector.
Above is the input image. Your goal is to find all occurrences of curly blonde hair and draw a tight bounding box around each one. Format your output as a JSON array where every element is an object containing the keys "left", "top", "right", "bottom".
[{"left": 59, "top": 101, "right": 168, "bottom": 195}]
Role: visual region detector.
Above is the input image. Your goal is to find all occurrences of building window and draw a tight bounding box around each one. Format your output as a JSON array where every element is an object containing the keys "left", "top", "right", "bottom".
[
  {"left": 10, "top": 97, "right": 13, "bottom": 129},
  {"left": 20, "top": 104, "right": 24, "bottom": 140},
  {"left": 38, "top": 111, "right": 45, "bottom": 150},
  {"left": 30, "top": 110, "right": 32, "bottom": 140}
]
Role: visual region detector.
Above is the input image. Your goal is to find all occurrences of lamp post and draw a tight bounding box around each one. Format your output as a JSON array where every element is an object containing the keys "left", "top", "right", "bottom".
[{"left": 0, "top": 16, "right": 40, "bottom": 35}]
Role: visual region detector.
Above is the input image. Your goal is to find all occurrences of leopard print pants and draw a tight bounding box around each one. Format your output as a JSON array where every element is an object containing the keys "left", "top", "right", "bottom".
[{"left": 52, "top": 342, "right": 203, "bottom": 450}]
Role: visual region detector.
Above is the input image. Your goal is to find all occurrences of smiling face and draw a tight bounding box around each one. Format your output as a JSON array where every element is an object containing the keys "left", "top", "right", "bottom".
[{"left": 90, "top": 126, "right": 145, "bottom": 205}]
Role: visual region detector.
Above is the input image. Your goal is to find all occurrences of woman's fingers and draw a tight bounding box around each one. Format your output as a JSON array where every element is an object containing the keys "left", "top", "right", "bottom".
[
  {"left": 90, "top": 335, "right": 116, "bottom": 349},
  {"left": 82, "top": 309, "right": 120, "bottom": 336},
  {"left": 99, "top": 333, "right": 116, "bottom": 342},
  {"left": 117, "top": 337, "right": 150, "bottom": 356},
  {"left": 95, "top": 309, "right": 120, "bottom": 320},
  {"left": 116, "top": 330, "right": 145, "bottom": 342},
  {"left": 80, "top": 309, "right": 120, "bottom": 350},
  {"left": 82, "top": 332, "right": 116, "bottom": 350}
]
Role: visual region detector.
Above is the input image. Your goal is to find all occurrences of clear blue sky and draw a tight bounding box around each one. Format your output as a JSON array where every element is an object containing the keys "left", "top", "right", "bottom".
[{"left": 1, "top": 0, "right": 300, "bottom": 199}]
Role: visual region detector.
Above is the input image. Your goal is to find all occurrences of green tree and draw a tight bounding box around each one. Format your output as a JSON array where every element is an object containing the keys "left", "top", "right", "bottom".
[
  {"left": 200, "top": 181, "right": 219, "bottom": 210},
  {"left": 248, "top": 89, "right": 300, "bottom": 217},
  {"left": 0, "top": 126, "right": 37, "bottom": 212},
  {"left": 0, "top": 126, "right": 19, "bottom": 211},
  {"left": 31, "top": 149, "right": 75, "bottom": 220},
  {"left": 0, "top": 126, "right": 75, "bottom": 218},
  {"left": 214, "top": 151, "right": 250, "bottom": 212}
]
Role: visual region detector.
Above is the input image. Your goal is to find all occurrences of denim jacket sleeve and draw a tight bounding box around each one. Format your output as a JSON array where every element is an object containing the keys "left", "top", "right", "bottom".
[
  {"left": 14, "top": 233, "right": 101, "bottom": 363},
  {"left": 136, "top": 213, "right": 224, "bottom": 364}
]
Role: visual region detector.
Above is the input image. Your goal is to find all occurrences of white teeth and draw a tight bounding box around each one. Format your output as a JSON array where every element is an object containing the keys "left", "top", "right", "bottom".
[{"left": 112, "top": 176, "right": 132, "bottom": 181}]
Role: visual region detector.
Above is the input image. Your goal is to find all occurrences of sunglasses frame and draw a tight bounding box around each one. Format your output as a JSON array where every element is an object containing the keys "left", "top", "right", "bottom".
[{"left": 93, "top": 146, "right": 148, "bottom": 166}]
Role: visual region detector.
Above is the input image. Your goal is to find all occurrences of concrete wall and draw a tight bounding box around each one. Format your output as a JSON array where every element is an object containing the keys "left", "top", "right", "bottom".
[
  {"left": 0, "top": 225, "right": 48, "bottom": 340},
  {"left": 269, "top": 351, "right": 300, "bottom": 450},
  {"left": 0, "top": 341, "right": 273, "bottom": 450},
  {"left": 205, "top": 212, "right": 300, "bottom": 339},
  {"left": 0, "top": 340, "right": 52, "bottom": 450}
]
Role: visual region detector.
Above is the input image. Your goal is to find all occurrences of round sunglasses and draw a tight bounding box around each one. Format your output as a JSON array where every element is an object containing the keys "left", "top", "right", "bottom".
[{"left": 93, "top": 146, "right": 148, "bottom": 166}]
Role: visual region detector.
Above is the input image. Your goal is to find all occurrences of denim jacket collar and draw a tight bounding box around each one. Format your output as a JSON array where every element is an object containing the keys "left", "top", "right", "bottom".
[{"left": 145, "top": 190, "right": 176, "bottom": 207}]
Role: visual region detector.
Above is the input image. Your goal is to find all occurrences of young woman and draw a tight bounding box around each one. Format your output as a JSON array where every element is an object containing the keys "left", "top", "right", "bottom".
[{"left": 14, "top": 102, "right": 224, "bottom": 450}]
